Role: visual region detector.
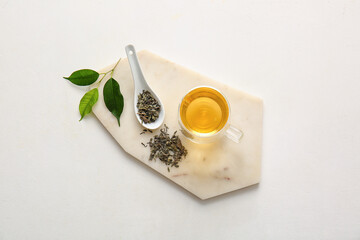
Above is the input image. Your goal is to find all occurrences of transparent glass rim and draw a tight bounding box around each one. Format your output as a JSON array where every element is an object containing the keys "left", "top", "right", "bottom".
[{"left": 178, "top": 85, "right": 231, "bottom": 139}]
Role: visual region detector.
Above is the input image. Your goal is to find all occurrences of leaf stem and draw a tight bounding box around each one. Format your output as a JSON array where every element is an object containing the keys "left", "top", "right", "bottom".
[
  {"left": 96, "top": 73, "right": 108, "bottom": 88},
  {"left": 111, "top": 58, "right": 122, "bottom": 78},
  {"left": 99, "top": 69, "right": 113, "bottom": 75},
  {"left": 96, "top": 58, "right": 122, "bottom": 87}
]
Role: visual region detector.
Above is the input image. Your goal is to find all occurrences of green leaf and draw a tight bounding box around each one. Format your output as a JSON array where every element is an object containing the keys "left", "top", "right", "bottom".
[
  {"left": 103, "top": 78, "right": 124, "bottom": 126},
  {"left": 79, "top": 88, "right": 99, "bottom": 121},
  {"left": 64, "top": 69, "right": 99, "bottom": 86}
]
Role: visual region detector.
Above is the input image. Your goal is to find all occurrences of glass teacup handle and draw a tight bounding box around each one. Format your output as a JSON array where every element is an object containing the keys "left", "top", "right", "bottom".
[{"left": 225, "top": 125, "right": 243, "bottom": 143}]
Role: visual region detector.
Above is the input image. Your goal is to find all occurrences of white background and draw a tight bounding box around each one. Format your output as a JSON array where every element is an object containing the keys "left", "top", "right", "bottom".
[{"left": 0, "top": 0, "right": 359, "bottom": 239}]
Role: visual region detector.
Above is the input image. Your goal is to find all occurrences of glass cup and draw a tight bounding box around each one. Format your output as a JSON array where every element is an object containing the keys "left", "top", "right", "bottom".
[{"left": 178, "top": 86, "right": 243, "bottom": 144}]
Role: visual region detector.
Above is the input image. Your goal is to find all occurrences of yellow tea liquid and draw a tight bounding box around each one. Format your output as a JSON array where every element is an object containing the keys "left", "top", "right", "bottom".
[{"left": 180, "top": 87, "right": 229, "bottom": 135}]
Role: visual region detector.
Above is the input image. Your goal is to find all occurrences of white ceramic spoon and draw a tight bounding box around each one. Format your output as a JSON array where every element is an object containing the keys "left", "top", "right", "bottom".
[{"left": 125, "top": 44, "right": 165, "bottom": 130}]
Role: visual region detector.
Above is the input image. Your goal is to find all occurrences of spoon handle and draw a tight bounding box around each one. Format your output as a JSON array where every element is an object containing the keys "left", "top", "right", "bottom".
[{"left": 125, "top": 45, "right": 147, "bottom": 92}]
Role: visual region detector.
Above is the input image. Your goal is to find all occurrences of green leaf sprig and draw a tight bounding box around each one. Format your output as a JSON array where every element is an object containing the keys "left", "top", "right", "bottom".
[
  {"left": 79, "top": 88, "right": 98, "bottom": 121},
  {"left": 103, "top": 78, "right": 124, "bottom": 126},
  {"left": 64, "top": 69, "right": 99, "bottom": 86},
  {"left": 64, "top": 58, "right": 124, "bottom": 125}
]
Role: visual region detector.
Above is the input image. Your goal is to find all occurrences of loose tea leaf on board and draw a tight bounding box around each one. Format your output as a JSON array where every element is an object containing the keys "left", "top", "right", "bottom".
[
  {"left": 143, "top": 125, "right": 187, "bottom": 170},
  {"left": 79, "top": 88, "right": 99, "bottom": 121},
  {"left": 103, "top": 78, "right": 124, "bottom": 126},
  {"left": 140, "top": 128, "right": 153, "bottom": 135},
  {"left": 64, "top": 69, "right": 99, "bottom": 86}
]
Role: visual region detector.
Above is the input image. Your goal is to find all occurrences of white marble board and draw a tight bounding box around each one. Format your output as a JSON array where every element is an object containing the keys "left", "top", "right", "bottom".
[{"left": 92, "top": 50, "right": 263, "bottom": 200}]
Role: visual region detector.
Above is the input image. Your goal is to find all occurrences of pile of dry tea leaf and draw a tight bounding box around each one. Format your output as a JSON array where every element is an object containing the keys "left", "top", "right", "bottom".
[
  {"left": 143, "top": 125, "right": 187, "bottom": 171},
  {"left": 137, "top": 90, "right": 161, "bottom": 124}
]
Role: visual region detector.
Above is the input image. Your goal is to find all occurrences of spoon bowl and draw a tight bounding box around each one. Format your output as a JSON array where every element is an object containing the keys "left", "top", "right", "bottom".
[{"left": 125, "top": 45, "right": 165, "bottom": 130}]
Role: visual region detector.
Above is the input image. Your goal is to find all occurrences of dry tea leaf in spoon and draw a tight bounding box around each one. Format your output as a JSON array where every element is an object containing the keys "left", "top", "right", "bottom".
[{"left": 137, "top": 90, "right": 161, "bottom": 124}]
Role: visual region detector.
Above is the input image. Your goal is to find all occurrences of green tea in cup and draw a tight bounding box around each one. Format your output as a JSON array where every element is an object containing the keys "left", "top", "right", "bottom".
[{"left": 179, "top": 86, "right": 243, "bottom": 143}]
